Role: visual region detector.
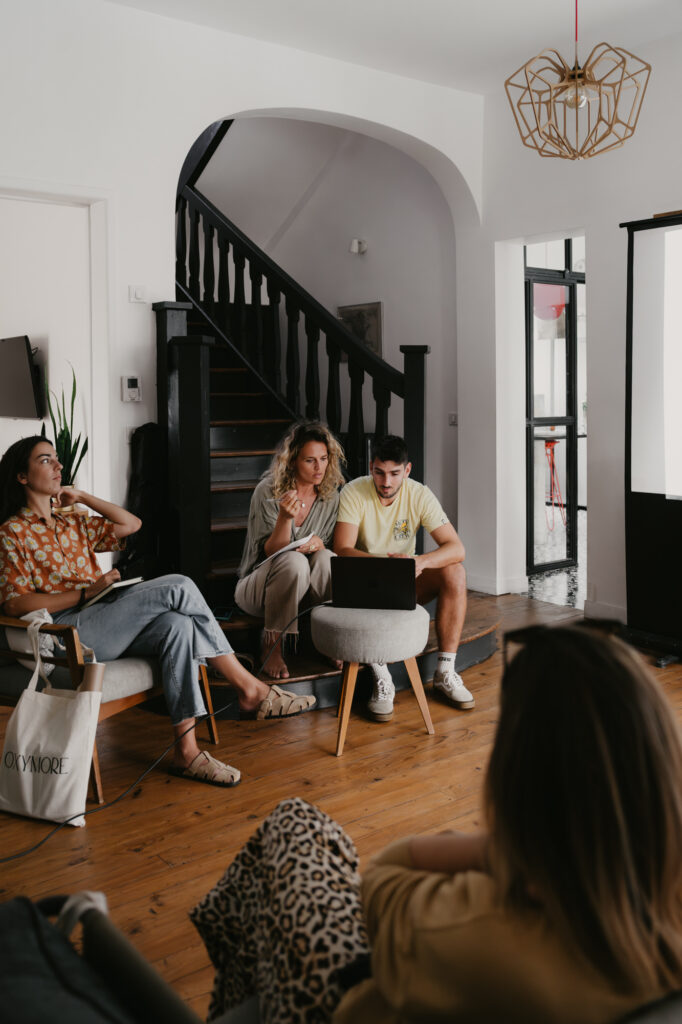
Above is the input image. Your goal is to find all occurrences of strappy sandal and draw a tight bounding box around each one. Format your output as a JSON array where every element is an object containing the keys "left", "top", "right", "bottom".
[
  {"left": 169, "top": 751, "right": 241, "bottom": 787},
  {"left": 249, "top": 685, "right": 316, "bottom": 720}
]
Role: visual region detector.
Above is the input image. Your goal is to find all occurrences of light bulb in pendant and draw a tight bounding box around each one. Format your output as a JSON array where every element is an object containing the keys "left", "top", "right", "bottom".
[{"left": 565, "top": 86, "right": 587, "bottom": 109}]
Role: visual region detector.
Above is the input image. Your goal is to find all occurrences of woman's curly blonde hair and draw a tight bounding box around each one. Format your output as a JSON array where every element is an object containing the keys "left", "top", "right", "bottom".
[{"left": 268, "top": 421, "right": 346, "bottom": 501}]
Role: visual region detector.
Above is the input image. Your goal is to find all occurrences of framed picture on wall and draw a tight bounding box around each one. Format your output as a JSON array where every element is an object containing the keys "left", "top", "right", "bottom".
[{"left": 337, "top": 301, "right": 383, "bottom": 360}]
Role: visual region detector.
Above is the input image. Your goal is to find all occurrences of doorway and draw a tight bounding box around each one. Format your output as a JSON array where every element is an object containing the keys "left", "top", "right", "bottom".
[{"left": 524, "top": 237, "right": 586, "bottom": 607}]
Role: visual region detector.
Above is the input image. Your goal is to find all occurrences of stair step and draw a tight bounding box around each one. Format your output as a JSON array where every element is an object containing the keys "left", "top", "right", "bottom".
[
  {"left": 210, "top": 392, "right": 266, "bottom": 398},
  {"left": 207, "top": 558, "right": 240, "bottom": 579},
  {"left": 211, "top": 421, "right": 291, "bottom": 448},
  {"left": 211, "top": 449, "right": 275, "bottom": 459},
  {"left": 211, "top": 480, "right": 260, "bottom": 493},
  {"left": 217, "top": 612, "right": 263, "bottom": 632},
  {"left": 210, "top": 393, "right": 281, "bottom": 419},
  {"left": 211, "top": 367, "right": 248, "bottom": 374},
  {"left": 209, "top": 594, "right": 502, "bottom": 700},
  {"left": 211, "top": 516, "right": 248, "bottom": 533},
  {"left": 210, "top": 418, "right": 291, "bottom": 426}
]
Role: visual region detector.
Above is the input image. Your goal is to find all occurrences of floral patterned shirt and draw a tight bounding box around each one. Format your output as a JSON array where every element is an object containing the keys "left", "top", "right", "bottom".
[{"left": 0, "top": 507, "right": 124, "bottom": 607}]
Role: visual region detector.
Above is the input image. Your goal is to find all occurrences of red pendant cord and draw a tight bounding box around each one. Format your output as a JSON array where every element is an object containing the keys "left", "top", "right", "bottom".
[{"left": 574, "top": 0, "right": 579, "bottom": 65}]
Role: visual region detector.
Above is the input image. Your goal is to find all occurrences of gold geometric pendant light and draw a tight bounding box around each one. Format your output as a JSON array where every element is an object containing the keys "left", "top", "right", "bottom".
[{"left": 505, "top": 1, "right": 651, "bottom": 160}]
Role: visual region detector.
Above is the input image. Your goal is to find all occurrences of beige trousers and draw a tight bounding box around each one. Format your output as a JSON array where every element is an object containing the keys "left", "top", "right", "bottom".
[{"left": 234, "top": 548, "right": 334, "bottom": 641}]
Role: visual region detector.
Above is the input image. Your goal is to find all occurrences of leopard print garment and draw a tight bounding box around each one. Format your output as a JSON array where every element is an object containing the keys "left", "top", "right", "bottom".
[{"left": 190, "top": 797, "right": 370, "bottom": 1024}]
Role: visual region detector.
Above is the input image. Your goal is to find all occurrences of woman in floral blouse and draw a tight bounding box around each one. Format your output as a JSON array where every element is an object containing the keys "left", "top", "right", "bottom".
[{"left": 0, "top": 435, "right": 315, "bottom": 787}]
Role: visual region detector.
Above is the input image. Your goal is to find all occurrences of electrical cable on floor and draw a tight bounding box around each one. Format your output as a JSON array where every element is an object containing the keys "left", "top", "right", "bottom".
[{"left": 0, "top": 601, "right": 332, "bottom": 864}]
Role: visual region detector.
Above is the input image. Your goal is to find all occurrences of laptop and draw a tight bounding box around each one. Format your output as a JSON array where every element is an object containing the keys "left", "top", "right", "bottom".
[{"left": 331, "top": 557, "right": 417, "bottom": 610}]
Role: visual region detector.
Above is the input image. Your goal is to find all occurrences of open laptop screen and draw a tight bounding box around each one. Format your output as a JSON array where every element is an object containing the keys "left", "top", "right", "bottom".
[{"left": 331, "top": 557, "right": 416, "bottom": 610}]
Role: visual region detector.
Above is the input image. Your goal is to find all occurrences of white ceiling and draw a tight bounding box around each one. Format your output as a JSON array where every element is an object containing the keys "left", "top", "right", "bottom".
[{"left": 109, "top": 0, "right": 682, "bottom": 93}]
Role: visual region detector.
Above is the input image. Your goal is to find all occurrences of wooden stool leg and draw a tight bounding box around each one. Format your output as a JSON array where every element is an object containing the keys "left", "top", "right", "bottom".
[
  {"left": 336, "top": 661, "right": 350, "bottom": 717},
  {"left": 199, "top": 664, "right": 219, "bottom": 745},
  {"left": 89, "top": 740, "right": 104, "bottom": 804},
  {"left": 336, "top": 662, "right": 359, "bottom": 757},
  {"left": 404, "top": 657, "right": 435, "bottom": 736}
]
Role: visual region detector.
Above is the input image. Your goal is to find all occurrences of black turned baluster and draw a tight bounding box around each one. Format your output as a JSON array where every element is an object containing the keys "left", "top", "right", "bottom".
[
  {"left": 202, "top": 220, "right": 215, "bottom": 312},
  {"left": 372, "top": 378, "right": 391, "bottom": 439},
  {"left": 175, "top": 196, "right": 187, "bottom": 290},
  {"left": 325, "top": 335, "right": 342, "bottom": 434},
  {"left": 188, "top": 206, "right": 201, "bottom": 302},
  {"left": 305, "top": 316, "right": 321, "bottom": 419},
  {"left": 285, "top": 295, "right": 300, "bottom": 413},
  {"left": 217, "top": 235, "right": 230, "bottom": 334},
  {"left": 232, "top": 248, "right": 246, "bottom": 353},
  {"left": 266, "top": 278, "right": 281, "bottom": 393},
  {"left": 249, "top": 263, "right": 264, "bottom": 375},
  {"left": 347, "top": 360, "right": 365, "bottom": 478},
  {"left": 400, "top": 345, "right": 430, "bottom": 485}
]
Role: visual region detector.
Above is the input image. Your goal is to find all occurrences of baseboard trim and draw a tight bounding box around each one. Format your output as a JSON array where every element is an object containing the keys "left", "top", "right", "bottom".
[
  {"left": 467, "top": 574, "right": 528, "bottom": 596},
  {"left": 583, "top": 600, "right": 626, "bottom": 622}
]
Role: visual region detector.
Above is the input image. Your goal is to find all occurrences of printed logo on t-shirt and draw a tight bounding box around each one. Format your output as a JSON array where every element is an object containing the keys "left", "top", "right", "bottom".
[{"left": 393, "top": 518, "right": 411, "bottom": 541}]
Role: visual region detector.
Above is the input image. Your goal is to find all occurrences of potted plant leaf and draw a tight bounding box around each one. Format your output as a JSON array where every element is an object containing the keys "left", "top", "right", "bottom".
[{"left": 41, "top": 365, "right": 88, "bottom": 508}]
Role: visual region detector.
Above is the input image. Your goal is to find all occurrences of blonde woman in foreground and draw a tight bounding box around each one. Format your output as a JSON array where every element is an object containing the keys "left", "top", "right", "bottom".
[
  {"left": 235, "top": 421, "right": 345, "bottom": 679},
  {"left": 194, "top": 624, "right": 682, "bottom": 1021}
]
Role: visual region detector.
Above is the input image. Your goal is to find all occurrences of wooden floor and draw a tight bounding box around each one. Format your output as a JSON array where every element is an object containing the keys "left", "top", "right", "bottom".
[{"left": 2, "top": 593, "right": 682, "bottom": 1018}]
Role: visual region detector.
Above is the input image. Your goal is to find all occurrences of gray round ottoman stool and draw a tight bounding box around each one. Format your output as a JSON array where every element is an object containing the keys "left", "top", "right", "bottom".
[{"left": 310, "top": 604, "right": 434, "bottom": 756}]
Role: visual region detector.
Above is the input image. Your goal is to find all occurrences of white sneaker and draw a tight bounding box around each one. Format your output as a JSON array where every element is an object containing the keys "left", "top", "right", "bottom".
[
  {"left": 367, "top": 665, "right": 395, "bottom": 722},
  {"left": 433, "top": 669, "right": 475, "bottom": 710}
]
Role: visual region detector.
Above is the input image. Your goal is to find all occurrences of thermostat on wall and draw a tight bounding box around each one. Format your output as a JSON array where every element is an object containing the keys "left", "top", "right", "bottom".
[{"left": 121, "top": 375, "right": 142, "bottom": 402}]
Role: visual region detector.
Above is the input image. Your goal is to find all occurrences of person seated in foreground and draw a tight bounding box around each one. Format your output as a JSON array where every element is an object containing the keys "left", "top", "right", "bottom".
[
  {"left": 0, "top": 436, "right": 315, "bottom": 789},
  {"left": 235, "top": 420, "right": 345, "bottom": 679},
  {"left": 333, "top": 433, "right": 471, "bottom": 718},
  {"left": 192, "top": 625, "right": 682, "bottom": 1023}
]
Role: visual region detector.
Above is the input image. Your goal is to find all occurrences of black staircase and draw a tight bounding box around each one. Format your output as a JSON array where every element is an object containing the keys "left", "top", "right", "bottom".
[{"left": 154, "top": 127, "right": 429, "bottom": 645}]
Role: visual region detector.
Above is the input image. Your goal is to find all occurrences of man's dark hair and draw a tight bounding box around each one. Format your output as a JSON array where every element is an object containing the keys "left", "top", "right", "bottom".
[{"left": 370, "top": 435, "right": 409, "bottom": 465}]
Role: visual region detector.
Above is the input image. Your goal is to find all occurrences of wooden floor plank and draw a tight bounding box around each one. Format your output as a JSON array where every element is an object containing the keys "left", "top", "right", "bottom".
[{"left": 3, "top": 595, "right": 681, "bottom": 1020}]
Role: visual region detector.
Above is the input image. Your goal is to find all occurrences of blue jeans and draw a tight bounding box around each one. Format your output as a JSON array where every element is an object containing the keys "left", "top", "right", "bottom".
[{"left": 54, "top": 574, "right": 233, "bottom": 725}]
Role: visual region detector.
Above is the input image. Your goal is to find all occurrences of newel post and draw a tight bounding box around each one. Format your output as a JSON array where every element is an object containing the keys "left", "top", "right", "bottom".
[
  {"left": 166, "top": 334, "right": 214, "bottom": 586},
  {"left": 153, "top": 301, "right": 193, "bottom": 436},
  {"left": 153, "top": 302, "right": 193, "bottom": 571},
  {"left": 400, "top": 345, "right": 430, "bottom": 484}
]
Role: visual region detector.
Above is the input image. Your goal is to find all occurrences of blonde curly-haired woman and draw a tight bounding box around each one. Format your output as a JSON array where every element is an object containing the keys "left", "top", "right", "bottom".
[{"left": 235, "top": 421, "right": 345, "bottom": 679}]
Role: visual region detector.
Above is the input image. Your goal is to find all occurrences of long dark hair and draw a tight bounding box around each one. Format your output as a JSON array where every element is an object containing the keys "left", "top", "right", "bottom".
[
  {"left": 486, "top": 626, "right": 682, "bottom": 993},
  {"left": 0, "top": 435, "right": 46, "bottom": 523}
]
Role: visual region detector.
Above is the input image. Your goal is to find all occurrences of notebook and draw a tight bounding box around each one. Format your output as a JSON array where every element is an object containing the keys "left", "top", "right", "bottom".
[{"left": 331, "top": 557, "right": 416, "bottom": 611}]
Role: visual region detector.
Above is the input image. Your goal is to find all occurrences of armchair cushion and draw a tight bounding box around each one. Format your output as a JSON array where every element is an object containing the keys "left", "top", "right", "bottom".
[{"left": 0, "top": 627, "right": 160, "bottom": 704}]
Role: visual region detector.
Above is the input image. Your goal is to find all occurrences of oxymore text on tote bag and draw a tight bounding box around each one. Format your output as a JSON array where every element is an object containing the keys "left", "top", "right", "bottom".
[{"left": 0, "top": 620, "right": 104, "bottom": 827}]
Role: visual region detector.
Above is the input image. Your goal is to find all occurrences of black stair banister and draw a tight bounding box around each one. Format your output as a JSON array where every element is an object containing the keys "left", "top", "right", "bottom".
[
  {"left": 176, "top": 184, "right": 427, "bottom": 479},
  {"left": 178, "top": 185, "right": 405, "bottom": 393},
  {"left": 177, "top": 119, "right": 232, "bottom": 195}
]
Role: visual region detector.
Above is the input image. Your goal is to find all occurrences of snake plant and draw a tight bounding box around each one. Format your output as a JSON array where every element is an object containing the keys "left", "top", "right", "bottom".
[{"left": 41, "top": 365, "right": 88, "bottom": 488}]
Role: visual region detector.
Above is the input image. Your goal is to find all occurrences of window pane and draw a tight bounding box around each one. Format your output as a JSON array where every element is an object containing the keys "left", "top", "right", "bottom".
[
  {"left": 532, "top": 283, "right": 569, "bottom": 417},
  {"left": 526, "top": 239, "right": 565, "bottom": 270},
  {"left": 571, "top": 235, "right": 586, "bottom": 273},
  {"left": 533, "top": 427, "right": 569, "bottom": 565}
]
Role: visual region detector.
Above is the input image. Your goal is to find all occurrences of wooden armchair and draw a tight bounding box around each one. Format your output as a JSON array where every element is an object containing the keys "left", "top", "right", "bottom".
[{"left": 0, "top": 615, "right": 218, "bottom": 804}]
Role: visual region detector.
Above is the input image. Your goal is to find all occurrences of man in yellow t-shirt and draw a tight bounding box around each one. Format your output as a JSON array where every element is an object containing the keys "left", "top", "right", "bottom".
[{"left": 334, "top": 435, "right": 472, "bottom": 721}]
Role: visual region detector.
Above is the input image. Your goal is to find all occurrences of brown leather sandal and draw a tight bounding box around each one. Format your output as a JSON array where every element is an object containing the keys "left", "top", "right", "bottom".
[
  {"left": 250, "top": 685, "right": 316, "bottom": 720},
  {"left": 169, "top": 751, "right": 241, "bottom": 787}
]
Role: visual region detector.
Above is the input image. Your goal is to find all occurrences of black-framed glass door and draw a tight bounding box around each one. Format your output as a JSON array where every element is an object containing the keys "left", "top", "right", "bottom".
[{"left": 525, "top": 240, "right": 586, "bottom": 575}]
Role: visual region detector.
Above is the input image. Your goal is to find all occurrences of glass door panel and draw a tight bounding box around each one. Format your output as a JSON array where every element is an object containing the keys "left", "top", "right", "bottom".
[
  {"left": 532, "top": 427, "right": 569, "bottom": 567},
  {"left": 532, "top": 283, "right": 569, "bottom": 418}
]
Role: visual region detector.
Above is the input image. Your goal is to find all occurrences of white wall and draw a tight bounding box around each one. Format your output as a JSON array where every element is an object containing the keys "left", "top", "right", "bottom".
[
  {"left": 0, "top": 0, "right": 481, "bottom": 507},
  {"left": 458, "top": 30, "right": 682, "bottom": 614},
  {"left": 198, "top": 118, "right": 458, "bottom": 513},
  {"left": 0, "top": 197, "right": 94, "bottom": 492}
]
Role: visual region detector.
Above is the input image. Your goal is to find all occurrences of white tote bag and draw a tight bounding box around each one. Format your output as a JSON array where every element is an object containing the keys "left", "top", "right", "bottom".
[{"left": 0, "top": 620, "right": 103, "bottom": 827}]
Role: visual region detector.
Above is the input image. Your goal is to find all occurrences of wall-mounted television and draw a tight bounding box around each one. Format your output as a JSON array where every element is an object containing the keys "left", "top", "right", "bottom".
[{"left": 0, "top": 336, "right": 44, "bottom": 419}]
